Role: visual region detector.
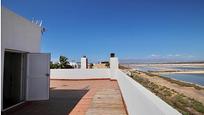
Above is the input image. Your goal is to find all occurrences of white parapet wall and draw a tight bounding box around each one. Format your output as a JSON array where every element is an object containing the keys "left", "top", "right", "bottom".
[
  {"left": 51, "top": 69, "right": 111, "bottom": 79},
  {"left": 116, "top": 70, "right": 181, "bottom": 115},
  {"left": 50, "top": 68, "right": 181, "bottom": 115}
]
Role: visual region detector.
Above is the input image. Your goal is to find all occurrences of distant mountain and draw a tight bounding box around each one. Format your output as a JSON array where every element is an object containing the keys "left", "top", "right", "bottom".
[{"left": 119, "top": 58, "right": 204, "bottom": 64}]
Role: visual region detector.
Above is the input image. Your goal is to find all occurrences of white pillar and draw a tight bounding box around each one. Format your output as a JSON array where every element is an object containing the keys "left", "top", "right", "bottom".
[{"left": 81, "top": 57, "right": 88, "bottom": 69}]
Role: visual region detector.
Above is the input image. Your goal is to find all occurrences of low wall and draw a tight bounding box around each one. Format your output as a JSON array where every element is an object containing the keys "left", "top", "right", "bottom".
[
  {"left": 50, "top": 69, "right": 111, "bottom": 79},
  {"left": 116, "top": 70, "right": 181, "bottom": 115},
  {"left": 50, "top": 69, "right": 181, "bottom": 115}
]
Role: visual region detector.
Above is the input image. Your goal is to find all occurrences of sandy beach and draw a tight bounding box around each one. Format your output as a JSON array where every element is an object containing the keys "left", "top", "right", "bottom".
[{"left": 152, "top": 70, "right": 204, "bottom": 74}]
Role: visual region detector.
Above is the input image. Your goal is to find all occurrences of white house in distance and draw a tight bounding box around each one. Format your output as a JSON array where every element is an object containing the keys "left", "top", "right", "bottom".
[{"left": 1, "top": 7, "right": 50, "bottom": 111}]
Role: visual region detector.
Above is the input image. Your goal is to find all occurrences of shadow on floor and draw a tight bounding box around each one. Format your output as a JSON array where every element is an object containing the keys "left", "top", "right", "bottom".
[{"left": 2, "top": 89, "right": 88, "bottom": 115}]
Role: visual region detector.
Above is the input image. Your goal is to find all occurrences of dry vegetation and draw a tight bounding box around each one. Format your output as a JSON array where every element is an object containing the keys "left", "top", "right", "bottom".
[{"left": 130, "top": 71, "right": 204, "bottom": 115}]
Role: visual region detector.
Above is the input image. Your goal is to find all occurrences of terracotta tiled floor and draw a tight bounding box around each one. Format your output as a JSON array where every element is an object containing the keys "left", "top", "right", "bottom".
[
  {"left": 59, "top": 79, "right": 128, "bottom": 115},
  {"left": 3, "top": 79, "right": 127, "bottom": 115}
]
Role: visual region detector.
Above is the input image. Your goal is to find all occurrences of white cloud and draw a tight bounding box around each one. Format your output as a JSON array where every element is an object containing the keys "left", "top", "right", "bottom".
[
  {"left": 166, "top": 54, "right": 181, "bottom": 57},
  {"left": 175, "top": 54, "right": 181, "bottom": 57},
  {"left": 150, "top": 54, "right": 160, "bottom": 57},
  {"left": 167, "top": 54, "right": 173, "bottom": 57}
]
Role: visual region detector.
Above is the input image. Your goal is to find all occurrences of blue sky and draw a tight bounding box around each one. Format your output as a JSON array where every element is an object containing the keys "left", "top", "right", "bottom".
[{"left": 2, "top": 0, "right": 204, "bottom": 62}]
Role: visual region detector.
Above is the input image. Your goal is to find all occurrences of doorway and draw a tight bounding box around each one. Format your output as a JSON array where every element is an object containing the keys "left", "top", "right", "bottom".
[{"left": 3, "top": 51, "right": 26, "bottom": 109}]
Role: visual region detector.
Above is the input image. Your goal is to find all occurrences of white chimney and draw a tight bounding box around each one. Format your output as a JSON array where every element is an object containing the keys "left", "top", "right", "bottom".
[
  {"left": 81, "top": 56, "right": 88, "bottom": 69},
  {"left": 110, "top": 53, "right": 118, "bottom": 69},
  {"left": 110, "top": 53, "right": 119, "bottom": 78}
]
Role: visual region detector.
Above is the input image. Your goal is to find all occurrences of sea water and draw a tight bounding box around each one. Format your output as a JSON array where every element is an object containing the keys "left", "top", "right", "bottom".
[
  {"left": 134, "top": 66, "right": 204, "bottom": 86},
  {"left": 160, "top": 73, "right": 204, "bottom": 86}
]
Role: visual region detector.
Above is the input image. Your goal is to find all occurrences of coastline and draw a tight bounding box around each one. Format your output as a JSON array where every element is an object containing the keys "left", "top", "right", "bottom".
[
  {"left": 120, "top": 65, "right": 204, "bottom": 115},
  {"left": 159, "top": 75, "right": 204, "bottom": 88},
  {"left": 151, "top": 70, "right": 204, "bottom": 74}
]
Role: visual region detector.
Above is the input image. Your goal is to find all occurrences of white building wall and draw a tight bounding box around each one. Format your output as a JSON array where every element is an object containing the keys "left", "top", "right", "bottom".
[
  {"left": 1, "top": 7, "right": 42, "bottom": 53},
  {"left": 1, "top": 7, "right": 42, "bottom": 110},
  {"left": 1, "top": 7, "right": 42, "bottom": 75}
]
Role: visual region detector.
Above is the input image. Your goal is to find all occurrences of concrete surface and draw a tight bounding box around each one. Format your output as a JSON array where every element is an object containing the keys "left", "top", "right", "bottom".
[
  {"left": 3, "top": 79, "right": 127, "bottom": 115},
  {"left": 2, "top": 89, "right": 87, "bottom": 115}
]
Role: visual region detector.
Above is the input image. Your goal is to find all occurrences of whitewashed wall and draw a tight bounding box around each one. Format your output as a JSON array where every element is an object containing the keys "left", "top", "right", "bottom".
[
  {"left": 51, "top": 69, "right": 111, "bottom": 79},
  {"left": 1, "top": 7, "right": 42, "bottom": 110},
  {"left": 1, "top": 7, "right": 42, "bottom": 86},
  {"left": 1, "top": 7, "right": 42, "bottom": 53},
  {"left": 116, "top": 70, "right": 181, "bottom": 115}
]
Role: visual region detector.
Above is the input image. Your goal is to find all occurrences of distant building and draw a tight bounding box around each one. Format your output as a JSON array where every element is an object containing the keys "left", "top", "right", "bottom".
[
  {"left": 76, "top": 62, "right": 81, "bottom": 68},
  {"left": 93, "top": 64, "right": 108, "bottom": 69},
  {"left": 69, "top": 62, "right": 79, "bottom": 68},
  {"left": 92, "top": 61, "right": 109, "bottom": 69}
]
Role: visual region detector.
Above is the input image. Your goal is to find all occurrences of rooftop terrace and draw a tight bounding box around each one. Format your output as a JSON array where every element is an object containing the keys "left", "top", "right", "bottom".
[
  {"left": 2, "top": 57, "right": 181, "bottom": 115},
  {"left": 52, "top": 79, "right": 127, "bottom": 115},
  {"left": 4, "top": 79, "right": 127, "bottom": 115}
]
